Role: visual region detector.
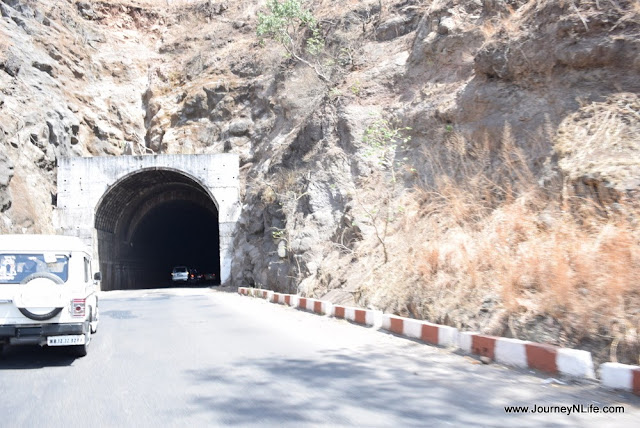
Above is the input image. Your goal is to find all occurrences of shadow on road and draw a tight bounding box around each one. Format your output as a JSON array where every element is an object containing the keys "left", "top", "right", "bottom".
[
  {"left": 0, "top": 345, "right": 77, "bottom": 369},
  {"left": 182, "top": 343, "right": 640, "bottom": 426},
  {"left": 181, "top": 345, "right": 516, "bottom": 426}
]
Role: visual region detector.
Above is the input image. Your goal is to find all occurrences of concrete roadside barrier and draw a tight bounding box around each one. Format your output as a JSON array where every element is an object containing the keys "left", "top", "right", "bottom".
[
  {"left": 600, "top": 363, "right": 640, "bottom": 396},
  {"left": 381, "top": 314, "right": 458, "bottom": 347},
  {"left": 236, "top": 286, "right": 634, "bottom": 392},
  {"left": 255, "top": 289, "right": 274, "bottom": 300},
  {"left": 332, "top": 305, "right": 383, "bottom": 328},
  {"left": 239, "top": 288, "right": 298, "bottom": 307},
  {"left": 297, "top": 297, "right": 332, "bottom": 315},
  {"left": 236, "top": 286, "right": 636, "bottom": 393},
  {"left": 237, "top": 287, "right": 273, "bottom": 301},
  {"left": 458, "top": 332, "right": 596, "bottom": 379},
  {"left": 271, "top": 292, "right": 300, "bottom": 308},
  {"left": 284, "top": 294, "right": 299, "bottom": 307},
  {"left": 271, "top": 292, "right": 285, "bottom": 304}
]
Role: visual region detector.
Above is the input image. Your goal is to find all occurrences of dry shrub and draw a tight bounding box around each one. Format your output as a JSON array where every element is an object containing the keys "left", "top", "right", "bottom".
[
  {"left": 254, "top": 168, "right": 309, "bottom": 219},
  {"left": 483, "top": 7, "right": 520, "bottom": 38},
  {"left": 408, "top": 179, "right": 640, "bottom": 361}
]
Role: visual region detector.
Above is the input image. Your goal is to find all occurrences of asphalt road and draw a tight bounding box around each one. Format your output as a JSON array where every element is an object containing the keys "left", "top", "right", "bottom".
[{"left": 1, "top": 288, "right": 639, "bottom": 427}]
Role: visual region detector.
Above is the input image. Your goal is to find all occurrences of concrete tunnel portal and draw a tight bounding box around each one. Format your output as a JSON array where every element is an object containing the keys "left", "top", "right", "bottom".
[
  {"left": 94, "top": 169, "right": 220, "bottom": 290},
  {"left": 56, "top": 154, "right": 240, "bottom": 291}
]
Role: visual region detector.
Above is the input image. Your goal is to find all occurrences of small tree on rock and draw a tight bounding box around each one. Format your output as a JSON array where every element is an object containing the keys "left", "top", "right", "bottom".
[
  {"left": 257, "top": 0, "right": 329, "bottom": 82},
  {"left": 359, "top": 117, "right": 412, "bottom": 264}
]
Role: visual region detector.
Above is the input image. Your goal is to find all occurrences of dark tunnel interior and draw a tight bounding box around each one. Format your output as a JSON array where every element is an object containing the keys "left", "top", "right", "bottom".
[
  {"left": 130, "top": 201, "right": 220, "bottom": 288},
  {"left": 95, "top": 169, "right": 221, "bottom": 291}
]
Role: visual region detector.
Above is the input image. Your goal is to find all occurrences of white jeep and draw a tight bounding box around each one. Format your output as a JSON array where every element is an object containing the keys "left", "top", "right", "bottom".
[{"left": 0, "top": 234, "right": 100, "bottom": 357}]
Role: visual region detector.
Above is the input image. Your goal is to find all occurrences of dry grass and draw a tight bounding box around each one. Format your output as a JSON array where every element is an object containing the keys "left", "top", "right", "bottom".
[
  {"left": 403, "top": 189, "right": 640, "bottom": 364},
  {"left": 478, "top": 0, "right": 522, "bottom": 41},
  {"left": 342, "top": 119, "right": 640, "bottom": 365},
  {"left": 555, "top": 93, "right": 640, "bottom": 190}
]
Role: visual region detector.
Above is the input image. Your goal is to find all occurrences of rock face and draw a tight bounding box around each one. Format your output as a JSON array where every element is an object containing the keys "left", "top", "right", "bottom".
[
  {"left": 0, "top": 144, "right": 14, "bottom": 212},
  {"left": 0, "top": 0, "right": 154, "bottom": 231},
  {"left": 1, "top": 0, "right": 639, "bottom": 361}
]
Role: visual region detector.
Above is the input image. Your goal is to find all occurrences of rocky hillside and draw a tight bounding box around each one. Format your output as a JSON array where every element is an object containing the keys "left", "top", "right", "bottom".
[{"left": 1, "top": 0, "right": 639, "bottom": 364}]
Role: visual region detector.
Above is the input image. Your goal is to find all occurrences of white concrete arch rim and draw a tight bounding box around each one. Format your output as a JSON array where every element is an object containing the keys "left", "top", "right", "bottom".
[{"left": 94, "top": 166, "right": 220, "bottom": 217}]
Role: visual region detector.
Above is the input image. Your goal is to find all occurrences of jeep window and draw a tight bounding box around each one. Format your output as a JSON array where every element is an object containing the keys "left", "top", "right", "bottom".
[{"left": 0, "top": 253, "right": 69, "bottom": 284}]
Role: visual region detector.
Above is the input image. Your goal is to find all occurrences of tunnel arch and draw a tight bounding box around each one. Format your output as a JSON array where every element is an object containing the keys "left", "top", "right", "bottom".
[
  {"left": 56, "top": 154, "right": 240, "bottom": 290},
  {"left": 95, "top": 168, "right": 220, "bottom": 291}
]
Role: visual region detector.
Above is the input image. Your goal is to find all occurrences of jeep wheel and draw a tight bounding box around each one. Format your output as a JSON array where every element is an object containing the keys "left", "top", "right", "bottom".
[
  {"left": 90, "top": 304, "right": 98, "bottom": 334},
  {"left": 18, "top": 307, "right": 63, "bottom": 321}
]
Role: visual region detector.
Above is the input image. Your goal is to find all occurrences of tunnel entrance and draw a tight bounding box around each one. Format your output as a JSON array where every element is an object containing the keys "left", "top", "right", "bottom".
[{"left": 95, "top": 169, "right": 220, "bottom": 290}]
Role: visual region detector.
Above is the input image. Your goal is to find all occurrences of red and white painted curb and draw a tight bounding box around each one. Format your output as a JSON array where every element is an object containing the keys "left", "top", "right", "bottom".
[
  {"left": 271, "top": 292, "right": 299, "bottom": 307},
  {"left": 600, "top": 363, "right": 640, "bottom": 395},
  {"left": 333, "top": 305, "right": 383, "bottom": 328},
  {"left": 458, "top": 332, "right": 596, "bottom": 379},
  {"left": 236, "top": 287, "right": 640, "bottom": 394},
  {"left": 239, "top": 287, "right": 274, "bottom": 301},
  {"left": 381, "top": 314, "right": 458, "bottom": 347},
  {"left": 297, "top": 296, "right": 333, "bottom": 315}
]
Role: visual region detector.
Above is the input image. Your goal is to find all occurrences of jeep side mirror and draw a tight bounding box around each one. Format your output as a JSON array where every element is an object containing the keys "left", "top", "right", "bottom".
[{"left": 93, "top": 272, "right": 102, "bottom": 281}]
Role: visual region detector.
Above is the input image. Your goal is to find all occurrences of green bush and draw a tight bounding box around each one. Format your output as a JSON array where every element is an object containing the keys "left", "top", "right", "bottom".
[
  {"left": 257, "top": 0, "right": 329, "bottom": 81},
  {"left": 257, "top": 0, "right": 323, "bottom": 56}
]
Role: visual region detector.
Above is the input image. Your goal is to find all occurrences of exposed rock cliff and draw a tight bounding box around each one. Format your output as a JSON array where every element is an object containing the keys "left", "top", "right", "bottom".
[{"left": 1, "top": 0, "right": 639, "bottom": 364}]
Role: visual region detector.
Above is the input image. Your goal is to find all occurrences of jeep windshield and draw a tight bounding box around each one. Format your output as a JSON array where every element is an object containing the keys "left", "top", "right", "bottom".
[{"left": 0, "top": 253, "right": 69, "bottom": 284}]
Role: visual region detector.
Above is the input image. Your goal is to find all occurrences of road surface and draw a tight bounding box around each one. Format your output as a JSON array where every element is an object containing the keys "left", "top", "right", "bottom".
[{"left": 1, "top": 288, "right": 638, "bottom": 427}]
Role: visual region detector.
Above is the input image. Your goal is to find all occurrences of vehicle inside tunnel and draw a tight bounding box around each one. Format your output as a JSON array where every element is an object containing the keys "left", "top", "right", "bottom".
[{"left": 94, "top": 169, "right": 220, "bottom": 291}]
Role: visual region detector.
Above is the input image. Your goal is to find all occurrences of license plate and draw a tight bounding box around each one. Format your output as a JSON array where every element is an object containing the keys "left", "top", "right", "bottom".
[{"left": 47, "top": 335, "right": 85, "bottom": 346}]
